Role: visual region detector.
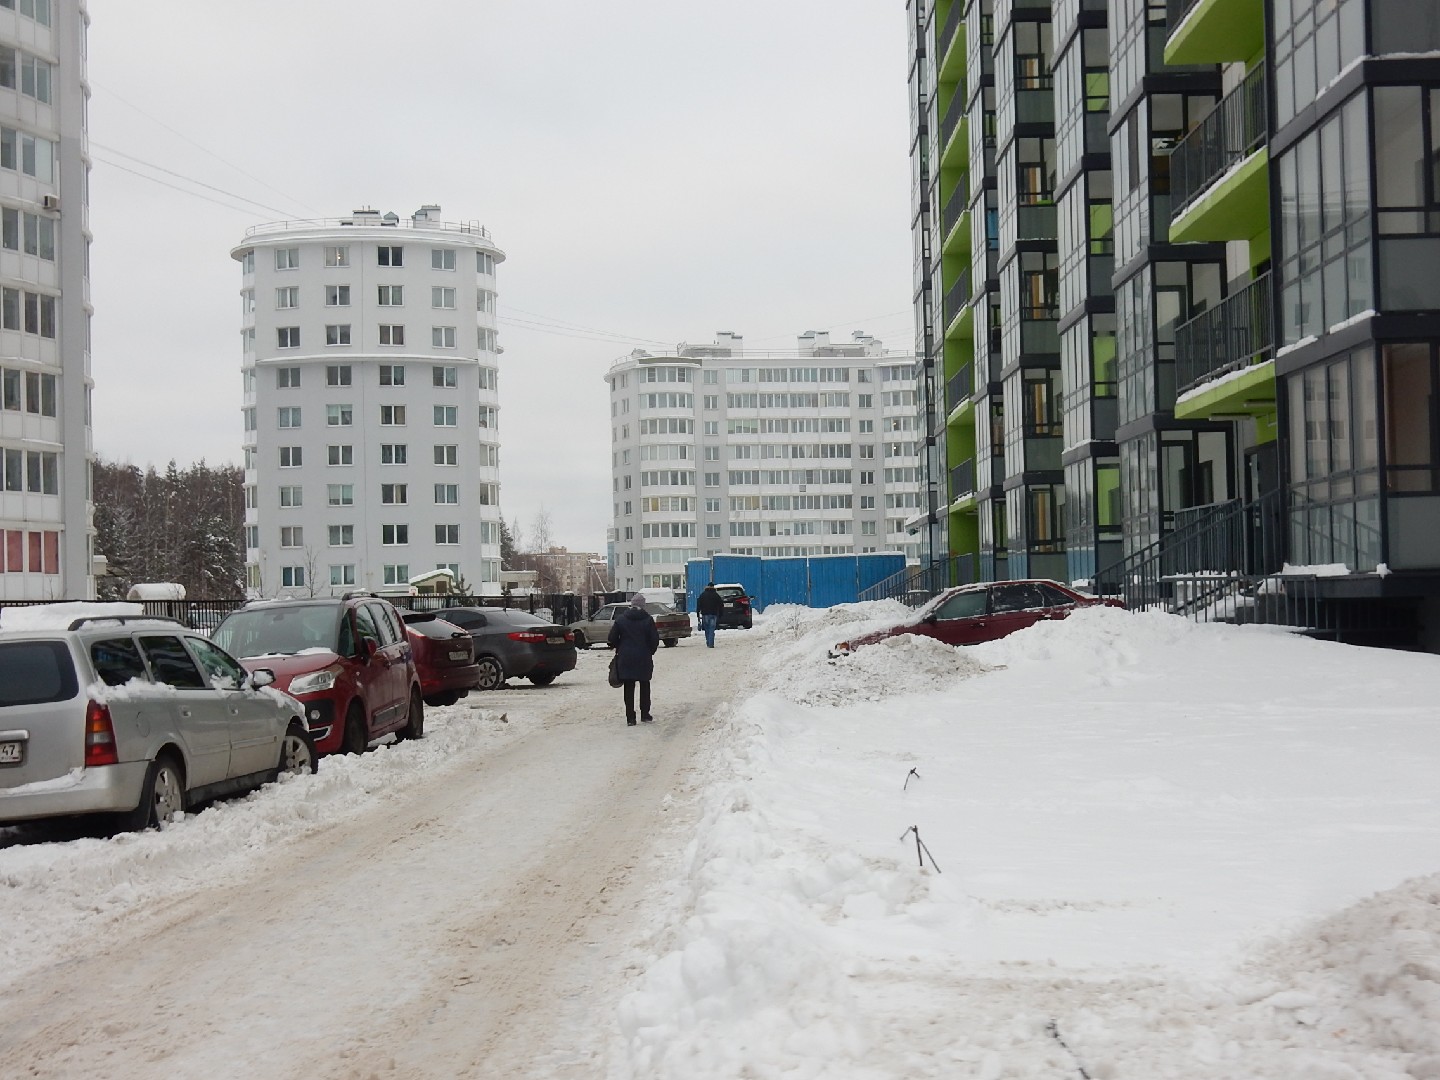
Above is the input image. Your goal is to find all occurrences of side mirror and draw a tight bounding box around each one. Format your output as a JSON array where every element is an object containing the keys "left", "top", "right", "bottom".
[
  {"left": 249, "top": 668, "right": 276, "bottom": 688},
  {"left": 923, "top": 613, "right": 938, "bottom": 625}
]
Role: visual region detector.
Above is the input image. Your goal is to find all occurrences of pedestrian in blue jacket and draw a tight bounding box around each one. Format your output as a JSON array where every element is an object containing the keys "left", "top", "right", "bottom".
[{"left": 608, "top": 594, "right": 660, "bottom": 725}]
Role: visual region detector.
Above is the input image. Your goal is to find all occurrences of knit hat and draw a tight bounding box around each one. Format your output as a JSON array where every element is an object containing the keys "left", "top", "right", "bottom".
[{"left": 631, "top": 594, "right": 647, "bottom": 608}]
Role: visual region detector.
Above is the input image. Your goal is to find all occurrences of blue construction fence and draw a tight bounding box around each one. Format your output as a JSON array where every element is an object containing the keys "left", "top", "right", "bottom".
[{"left": 685, "top": 552, "right": 907, "bottom": 612}]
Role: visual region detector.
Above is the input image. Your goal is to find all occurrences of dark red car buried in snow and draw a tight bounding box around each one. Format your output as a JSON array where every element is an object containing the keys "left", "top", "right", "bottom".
[{"left": 830, "top": 579, "right": 1123, "bottom": 656}]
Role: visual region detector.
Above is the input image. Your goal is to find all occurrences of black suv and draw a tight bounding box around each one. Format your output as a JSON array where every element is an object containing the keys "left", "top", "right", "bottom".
[{"left": 714, "top": 584, "right": 753, "bottom": 629}]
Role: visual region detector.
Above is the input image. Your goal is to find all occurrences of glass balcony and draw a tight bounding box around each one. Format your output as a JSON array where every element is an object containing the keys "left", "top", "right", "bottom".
[
  {"left": 1175, "top": 271, "right": 1273, "bottom": 394},
  {"left": 1170, "top": 65, "right": 1266, "bottom": 221}
]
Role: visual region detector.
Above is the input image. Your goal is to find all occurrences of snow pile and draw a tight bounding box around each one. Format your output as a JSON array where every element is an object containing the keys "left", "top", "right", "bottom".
[
  {"left": 0, "top": 704, "right": 511, "bottom": 990},
  {"left": 1, "top": 601, "right": 144, "bottom": 630},
  {"left": 616, "top": 601, "right": 1440, "bottom": 1078},
  {"left": 786, "top": 631, "right": 993, "bottom": 706}
]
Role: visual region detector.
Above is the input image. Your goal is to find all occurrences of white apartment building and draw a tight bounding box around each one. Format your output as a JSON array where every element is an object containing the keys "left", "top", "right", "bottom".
[
  {"left": 0, "top": 0, "right": 94, "bottom": 600},
  {"left": 233, "top": 206, "right": 505, "bottom": 598},
  {"left": 607, "top": 331, "right": 923, "bottom": 593}
]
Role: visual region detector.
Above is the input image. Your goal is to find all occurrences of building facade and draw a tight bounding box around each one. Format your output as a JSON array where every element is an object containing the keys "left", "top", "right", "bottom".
[
  {"left": 0, "top": 0, "right": 94, "bottom": 601},
  {"left": 909, "top": 0, "right": 1440, "bottom": 647},
  {"left": 233, "top": 207, "right": 505, "bottom": 598},
  {"left": 606, "top": 331, "right": 922, "bottom": 594}
]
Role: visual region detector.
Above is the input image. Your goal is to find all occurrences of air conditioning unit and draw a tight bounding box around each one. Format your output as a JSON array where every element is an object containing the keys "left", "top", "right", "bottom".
[{"left": 41, "top": 195, "right": 59, "bottom": 211}]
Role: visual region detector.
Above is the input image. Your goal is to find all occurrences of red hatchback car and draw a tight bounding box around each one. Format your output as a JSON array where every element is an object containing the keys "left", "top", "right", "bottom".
[
  {"left": 212, "top": 595, "right": 423, "bottom": 755},
  {"left": 831, "top": 579, "right": 1123, "bottom": 655},
  {"left": 401, "top": 611, "right": 481, "bottom": 707}
]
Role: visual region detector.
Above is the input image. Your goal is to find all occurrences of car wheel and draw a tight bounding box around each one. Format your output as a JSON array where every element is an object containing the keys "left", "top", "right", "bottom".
[
  {"left": 573, "top": 630, "right": 589, "bottom": 649},
  {"left": 424, "top": 691, "right": 459, "bottom": 708},
  {"left": 528, "top": 673, "right": 557, "bottom": 686},
  {"left": 341, "top": 703, "right": 369, "bottom": 755},
  {"left": 662, "top": 638, "right": 678, "bottom": 648},
  {"left": 398, "top": 688, "right": 425, "bottom": 741},
  {"left": 476, "top": 656, "right": 505, "bottom": 691},
  {"left": 113, "top": 752, "right": 185, "bottom": 833},
  {"left": 276, "top": 723, "right": 318, "bottom": 778}
]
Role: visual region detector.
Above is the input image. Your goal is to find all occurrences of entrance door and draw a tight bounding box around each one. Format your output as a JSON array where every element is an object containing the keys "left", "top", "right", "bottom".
[{"left": 1245, "top": 443, "right": 1282, "bottom": 575}]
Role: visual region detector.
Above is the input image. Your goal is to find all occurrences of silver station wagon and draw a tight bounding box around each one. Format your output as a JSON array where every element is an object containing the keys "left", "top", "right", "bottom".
[{"left": 0, "top": 612, "right": 317, "bottom": 833}]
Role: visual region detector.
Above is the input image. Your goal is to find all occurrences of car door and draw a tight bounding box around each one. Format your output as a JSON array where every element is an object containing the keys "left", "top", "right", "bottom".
[
  {"left": 590, "top": 605, "right": 616, "bottom": 645},
  {"left": 138, "top": 634, "right": 231, "bottom": 787},
  {"left": 1036, "top": 582, "right": 1084, "bottom": 621},
  {"left": 372, "top": 602, "right": 413, "bottom": 714},
  {"left": 925, "top": 589, "right": 993, "bottom": 645},
  {"left": 187, "top": 635, "right": 282, "bottom": 778},
  {"left": 352, "top": 603, "right": 400, "bottom": 730},
  {"left": 984, "top": 583, "right": 1051, "bottom": 640}
]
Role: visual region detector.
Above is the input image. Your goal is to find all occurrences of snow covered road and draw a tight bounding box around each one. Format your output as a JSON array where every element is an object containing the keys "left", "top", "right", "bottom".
[{"left": 0, "top": 635, "right": 747, "bottom": 1079}]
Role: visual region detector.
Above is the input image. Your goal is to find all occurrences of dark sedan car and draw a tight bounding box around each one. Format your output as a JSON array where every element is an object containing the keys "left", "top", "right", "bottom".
[
  {"left": 569, "top": 603, "right": 692, "bottom": 649},
  {"left": 830, "top": 579, "right": 1123, "bottom": 655},
  {"left": 434, "top": 607, "right": 578, "bottom": 690},
  {"left": 400, "top": 611, "right": 481, "bottom": 707},
  {"left": 714, "top": 584, "right": 753, "bottom": 629}
]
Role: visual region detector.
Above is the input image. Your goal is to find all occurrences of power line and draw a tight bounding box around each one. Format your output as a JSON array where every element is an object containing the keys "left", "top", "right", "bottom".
[
  {"left": 502, "top": 305, "right": 674, "bottom": 347},
  {"left": 91, "top": 154, "right": 273, "bottom": 217},
  {"left": 91, "top": 142, "right": 298, "bottom": 218},
  {"left": 91, "top": 79, "right": 325, "bottom": 216}
]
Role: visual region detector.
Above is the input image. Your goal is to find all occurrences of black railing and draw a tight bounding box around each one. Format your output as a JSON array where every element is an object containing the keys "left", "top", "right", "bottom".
[
  {"left": 938, "top": 0, "right": 965, "bottom": 64},
  {"left": 1165, "top": 0, "right": 1202, "bottom": 36},
  {"left": 942, "top": 172, "right": 970, "bottom": 237},
  {"left": 941, "top": 84, "right": 968, "bottom": 149},
  {"left": 857, "top": 554, "right": 978, "bottom": 604},
  {"left": 1175, "top": 271, "right": 1274, "bottom": 394},
  {"left": 949, "top": 457, "right": 976, "bottom": 498},
  {"left": 944, "top": 268, "right": 972, "bottom": 326},
  {"left": 1170, "top": 65, "right": 1267, "bottom": 220},
  {"left": 946, "top": 362, "right": 973, "bottom": 411}
]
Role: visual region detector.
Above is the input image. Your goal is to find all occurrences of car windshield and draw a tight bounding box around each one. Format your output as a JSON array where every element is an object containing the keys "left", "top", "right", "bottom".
[
  {"left": 213, "top": 606, "right": 342, "bottom": 658},
  {"left": 645, "top": 603, "right": 673, "bottom": 615},
  {"left": 716, "top": 588, "right": 745, "bottom": 600}
]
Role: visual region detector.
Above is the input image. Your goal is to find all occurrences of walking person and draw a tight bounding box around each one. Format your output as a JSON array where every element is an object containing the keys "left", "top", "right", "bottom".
[
  {"left": 696, "top": 581, "right": 724, "bottom": 649},
  {"left": 608, "top": 594, "right": 660, "bottom": 725}
]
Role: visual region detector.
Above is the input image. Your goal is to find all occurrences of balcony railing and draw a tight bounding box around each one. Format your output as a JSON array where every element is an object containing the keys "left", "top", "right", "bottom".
[
  {"left": 944, "top": 268, "right": 972, "bottom": 326},
  {"left": 1175, "top": 271, "right": 1273, "bottom": 394},
  {"left": 946, "top": 362, "right": 973, "bottom": 411},
  {"left": 1170, "top": 65, "right": 1267, "bottom": 220},
  {"left": 1165, "top": 0, "right": 1203, "bottom": 36},
  {"left": 938, "top": 0, "right": 965, "bottom": 63},
  {"left": 950, "top": 458, "right": 977, "bottom": 498},
  {"left": 941, "top": 171, "right": 970, "bottom": 238},
  {"left": 940, "top": 85, "right": 968, "bottom": 149}
]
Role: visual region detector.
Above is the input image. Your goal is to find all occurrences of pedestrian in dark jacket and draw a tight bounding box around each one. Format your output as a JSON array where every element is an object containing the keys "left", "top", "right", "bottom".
[
  {"left": 696, "top": 582, "right": 724, "bottom": 648},
  {"left": 608, "top": 594, "right": 660, "bottom": 725}
]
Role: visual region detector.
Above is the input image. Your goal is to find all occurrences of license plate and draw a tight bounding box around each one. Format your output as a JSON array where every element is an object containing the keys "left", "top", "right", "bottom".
[
  {"left": 449, "top": 650, "right": 469, "bottom": 661},
  {"left": 547, "top": 636, "right": 564, "bottom": 645},
  {"left": 0, "top": 741, "right": 22, "bottom": 764}
]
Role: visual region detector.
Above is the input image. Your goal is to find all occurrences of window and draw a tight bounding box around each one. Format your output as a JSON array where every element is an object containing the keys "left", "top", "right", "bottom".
[
  {"left": 326, "top": 365, "right": 352, "bottom": 386},
  {"left": 279, "top": 446, "right": 302, "bottom": 467},
  {"left": 435, "top": 483, "right": 459, "bottom": 503},
  {"left": 275, "top": 286, "right": 298, "bottom": 309},
  {"left": 432, "top": 326, "right": 456, "bottom": 349},
  {"left": 327, "top": 444, "right": 353, "bottom": 466},
  {"left": 279, "top": 485, "right": 302, "bottom": 507},
  {"left": 436, "top": 524, "right": 460, "bottom": 544},
  {"left": 433, "top": 365, "right": 458, "bottom": 388},
  {"left": 378, "top": 246, "right": 403, "bottom": 266},
  {"left": 275, "top": 248, "right": 299, "bottom": 271},
  {"left": 379, "top": 324, "right": 405, "bottom": 346},
  {"left": 477, "top": 327, "right": 498, "bottom": 351},
  {"left": 378, "top": 284, "right": 404, "bottom": 306},
  {"left": 280, "top": 566, "right": 306, "bottom": 588},
  {"left": 280, "top": 525, "right": 303, "bottom": 548},
  {"left": 382, "top": 524, "right": 409, "bottom": 545},
  {"left": 477, "top": 251, "right": 495, "bottom": 274},
  {"left": 277, "top": 406, "right": 301, "bottom": 428},
  {"left": 431, "top": 248, "right": 455, "bottom": 270},
  {"left": 325, "top": 284, "right": 350, "bottom": 307},
  {"left": 326, "top": 324, "right": 351, "bottom": 346},
  {"left": 327, "top": 484, "right": 354, "bottom": 506},
  {"left": 434, "top": 444, "right": 458, "bottom": 465},
  {"left": 381, "top": 483, "right": 408, "bottom": 504},
  {"left": 330, "top": 564, "right": 356, "bottom": 586},
  {"left": 434, "top": 405, "right": 458, "bottom": 426},
  {"left": 432, "top": 286, "right": 456, "bottom": 308},
  {"left": 324, "top": 245, "right": 349, "bottom": 267},
  {"left": 383, "top": 564, "right": 410, "bottom": 585},
  {"left": 381, "top": 404, "right": 407, "bottom": 426},
  {"left": 277, "top": 327, "right": 300, "bottom": 348},
  {"left": 276, "top": 366, "right": 300, "bottom": 389},
  {"left": 379, "top": 364, "right": 406, "bottom": 386},
  {"left": 476, "top": 290, "right": 496, "bottom": 314},
  {"left": 381, "top": 443, "right": 408, "bottom": 464},
  {"left": 326, "top": 404, "right": 353, "bottom": 426}
]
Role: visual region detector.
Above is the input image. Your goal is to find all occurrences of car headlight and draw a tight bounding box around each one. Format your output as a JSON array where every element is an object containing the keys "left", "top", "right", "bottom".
[
  {"left": 829, "top": 642, "right": 852, "bottom": 658},
  {"left": 289, "top": 667, "right": 340, "bottom": 695}
]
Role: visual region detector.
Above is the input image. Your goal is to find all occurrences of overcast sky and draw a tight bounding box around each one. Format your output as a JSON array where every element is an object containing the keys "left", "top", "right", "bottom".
[{"left": 87, "top": 1, "right": 915, "bottom": 552}]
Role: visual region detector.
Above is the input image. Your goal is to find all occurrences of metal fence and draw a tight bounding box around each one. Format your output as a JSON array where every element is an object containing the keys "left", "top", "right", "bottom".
[
  {"left": 1169, "top": 64, "right": 1267, "bottom": 220},
  {"left": 1175, "top": 271, "right": 1273, "bottom": 394}
]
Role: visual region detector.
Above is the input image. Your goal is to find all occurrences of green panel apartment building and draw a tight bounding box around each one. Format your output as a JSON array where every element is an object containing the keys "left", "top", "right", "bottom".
[{"left": 906, "top": 0, "right": 1440, "bottom": 647}]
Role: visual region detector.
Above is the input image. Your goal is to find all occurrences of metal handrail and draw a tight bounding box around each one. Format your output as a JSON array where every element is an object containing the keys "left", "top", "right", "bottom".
[
  {"left": 938, "top": 0, "right": 965, "bottom": 63},
  {"left": 1170, "top": 65, "right": 1267, "bottom": 219},
  {"left": 942, "top": 171, "right": 971, "bottom": 237},
  {"left": 946, "top": 362, "right": 973, "bottom": 411},
  {"left": 245, "top": 217, "right": 493, "bottom": 239},
  {"left": 940, "top": 84, "right": 968, "bottom": 148},
  {"left": 944, "top": 268, "right": 972, "bottom": 326},
  {"left": 1175, "top": 271, "right": 1274, "bottom": 394}
]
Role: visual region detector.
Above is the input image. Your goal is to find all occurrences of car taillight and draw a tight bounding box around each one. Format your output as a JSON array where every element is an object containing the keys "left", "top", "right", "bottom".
[
  {"left": 563, "top": 631, "right": 574, "bottom": 642},
  {"left": 736, "top": 597, "right": 751, "bottom": 608},
  {"left": 508, "top": 631, "right": 547, "bottom": 643},
  {"left": 84, "top": 700, "right": 119, "bottom": 767}
]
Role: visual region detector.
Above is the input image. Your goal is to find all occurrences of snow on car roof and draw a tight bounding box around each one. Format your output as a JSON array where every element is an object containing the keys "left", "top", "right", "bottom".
[{"left": 0, "top": 602, "right": 146, "bottom": 631}]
